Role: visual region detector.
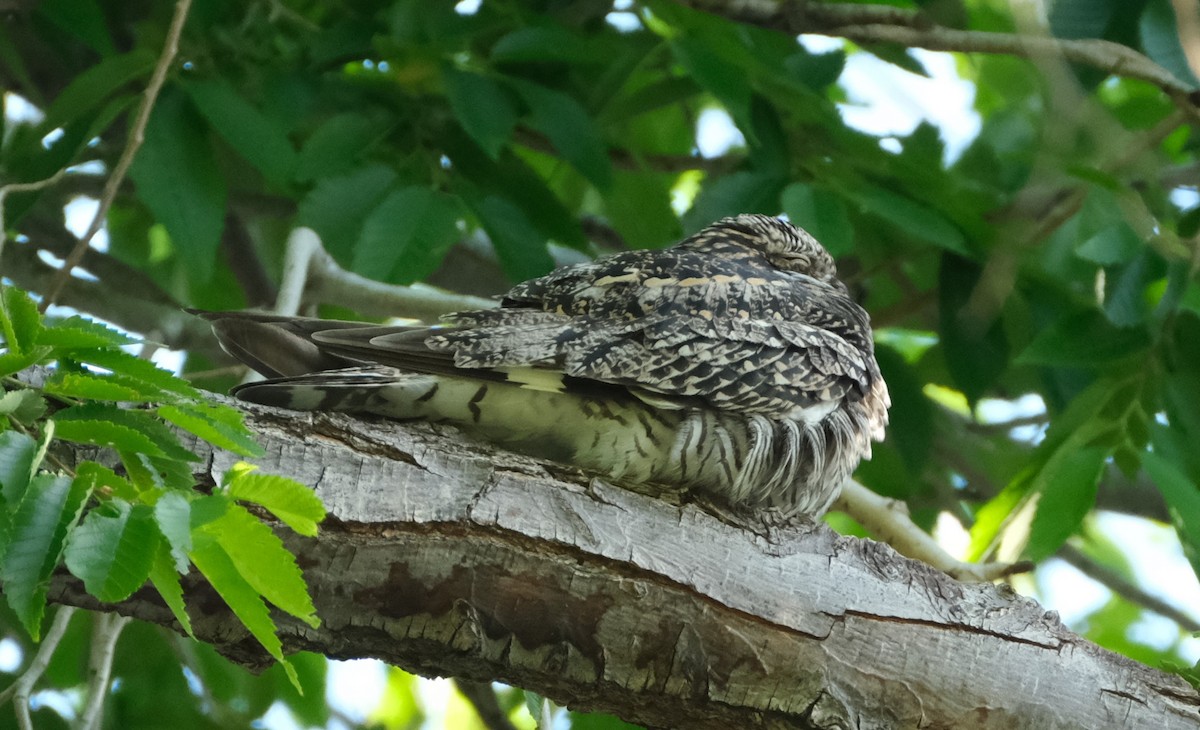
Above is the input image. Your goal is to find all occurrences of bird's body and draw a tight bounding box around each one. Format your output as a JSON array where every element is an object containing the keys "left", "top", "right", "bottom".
[{"left": 201, "top": 215, "right": 889, "bottom": 518}]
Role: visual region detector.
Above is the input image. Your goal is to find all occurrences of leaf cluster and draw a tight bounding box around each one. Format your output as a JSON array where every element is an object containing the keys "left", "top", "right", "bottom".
[{"left": 0, "top": 287, "right": 324, "bottom": 692}]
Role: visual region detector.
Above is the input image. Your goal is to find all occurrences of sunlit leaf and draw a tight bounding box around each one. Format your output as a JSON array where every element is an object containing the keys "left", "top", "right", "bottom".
[
  {"left": 157, "top": 402, "right": 264, "bottom": 457},
  {"left": 188, "top": 534, "right": 300, "bottom": 691},
  {"left": 1, "top": 286, "right": 42, "bottom": 354},
  {"left": 54, "top": 403, "right": 196, "bottom": 460},
  {"left": 198, "top": 503, "right": 319, "bottom": 629},
  {"left": 148, "top": 541, "right": 194, "bottom": 638},
  {"left": 226, "top": 467, "right": 325, "bottom": 537},
  {"left": 37, "top": 315, "right": 138, "bottom": 349}
]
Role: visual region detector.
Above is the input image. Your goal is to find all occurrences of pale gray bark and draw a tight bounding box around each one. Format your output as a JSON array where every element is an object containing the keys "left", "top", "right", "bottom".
[{"left": 48, "top": 398, "right": 1200, "bottom": 729}]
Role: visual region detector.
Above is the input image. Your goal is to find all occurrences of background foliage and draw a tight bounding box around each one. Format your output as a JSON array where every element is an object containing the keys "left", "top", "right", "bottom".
[{"left": 3, "top": 0, "right": 1200, "bottom": 727}]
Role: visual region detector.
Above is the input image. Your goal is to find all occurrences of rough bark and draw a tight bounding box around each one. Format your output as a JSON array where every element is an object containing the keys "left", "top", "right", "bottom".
[{"left": 47, "top": 398, "right": 1200, "bottom": 729}]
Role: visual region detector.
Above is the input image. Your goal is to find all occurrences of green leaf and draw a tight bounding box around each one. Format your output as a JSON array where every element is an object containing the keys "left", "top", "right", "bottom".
[
  {"left": 39, "top": 0, "right": 117, "bottom": 56},
  {"left": 603, "top": 172, "right": 681, "bottom": 248},
  {"left": 939, "top": 254, "right": 1009, "bottom": 404},
  {"left": 849, "top": 185, "right": 968, "bottom": 254},
  {"left": 1, "top": 286, "right": 43, "bottom": 354},
  {"left": 70, "top": 347, "right": 201, "bottom": 399},
  {"left": 121, "top": 451, "right": 196, "bottom": 492},
  {"left": 148, "top": 541, "right": 194, "bottom": 638},
  {"left": 189, "top": 535, "right": 300, "bottom": 691},
  {"left": 157, "top": 402, "right": 264, "bottom": 458},
  {"left": 0, "top": 348, "right": 52, "bottom": 378},
  {"left": 2, "top": 474, "right": 92, "bottom": 639},
  {"left": 464, "top": 193, "right": 556, "bottom": 282},
  {"left": 1017, "top": 310, "right": 1150, "bottom": 367},
  {"left": 1139, "top": 0, "right": 1200, "bottom": 88},
  {"left": 442, "top": 125, "right": 587, "bottom": 251},
  {"left": 55, "top": 403, "right": 198, "bottom": 461},
  {"left": 1023, "top": 446, "right": 1106, "bottom": 562},
  {"left": 0, "top": 431, "right": 38, "bottom": 505},
  {"left": 295, "top": 113, "right": 379, "bottom": 182},
  {"left": 296, "top": 164, "right": 398, "bottom": 263},
  {"left": 874, "top": 346, "right": 933, "bottom": 475},
  {"left": 781, "top": 183, "right": 854, "bottom": 257},
  {"left": 185, "top": 77, "right": 299, "bottom": 186},
  {"left": 38, "top": 50, "right": 154, "bottom": 132},
  {"left": 682, "top": 172, "right": 784, "bottom": 234},
  {"left": 513, "top": 81, "right": 613, "bottom": 190},
  {"left": 1145, "top": 443, "right": 1200, "bottom": 580},
  {"left": 227, "top": 468, "right": 325, "bottom": 537},
  {"left": 351, "top": 187, "right": 463, "bottom": 284},
  {"left": 1075, "top": 223, "right": 1141, "bottom": 265},
  {"left": 199, "top": 503, "right": 319, "bottom": 629},
  {"left": 64, "top": 500, "right": 158, "bottom": 602},
  {"left": 127, "top": 89, "right": 227, "bottom": 281},
  {"left": 74, "top": 461, "right": 139, "bottom": 502},
  {"left": 441, "top": 67, "right": 517, "bottom": 159},
  {"left": 54, "top": 418, "right": 169, "bottom": 458},
  {"left": 44, "top": 372, "right": 154, "bottom": 403},
  {"left": 491, "top": 25, "right": 609, "bottom": 64},
  {"left": 670, "top": 36, "right": 751, "bottom": 124},
  {"left": 0, "top": 390, "right": 47, "bottom": 425},
  {"left": 37, "top": 315, "right": 138, "bottom": 349},
  {"left": 154, "top": 491, "right": 194, "bottom": 572}
]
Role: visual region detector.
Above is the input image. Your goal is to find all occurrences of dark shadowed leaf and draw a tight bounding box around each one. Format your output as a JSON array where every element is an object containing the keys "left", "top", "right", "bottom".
[
  {"left": 682, "top": 172, "right": 784, "bottom": 234},
  {"left": 128, "top": 90, "right": 227, "bottom": 281},
  {"left": 781, "top": 183, "right": 854, "bottom": 256},
  {"left": 352, "top": 186, "right": 463, "bottom": 284},
  {"left": 185, "top": 77, "right": 299, "bottom": 186},
  {"left": 938, "top": 255, "right": 1009, "bottom": 403},
  {"left": 297, "top": 164, "right": 399, "bottom": 263},
  {"left": 1018, "top": 309, "right": 1150, "bottom": 367},
  {"left": 442, "top": 67, "right": 517, "bottom": 160},
  {"left": 514, "top": 81, "right": 613, "bottom": 190}
]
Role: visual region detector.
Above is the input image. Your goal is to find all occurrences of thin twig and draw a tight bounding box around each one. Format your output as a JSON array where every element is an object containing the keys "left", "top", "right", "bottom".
[
  {"left": 1057, "top": 544, "right": 1200, "bottom": 634},
  {"left": 40, "top": 0, "right": 194, "bottom": 313},
  {"left": 835, "top": 479, "right": 1028, "bottom": 582},
  {"left": 76, "top": 613, "right": 131, "bottom": 730},
  {"left": 0, "top": 606, "right": 77, "bottom": 730}
]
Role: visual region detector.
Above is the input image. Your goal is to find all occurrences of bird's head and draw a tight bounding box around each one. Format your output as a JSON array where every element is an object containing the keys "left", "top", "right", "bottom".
[{"left": 717, "top": 214, "right": 839, "bottom": 282}]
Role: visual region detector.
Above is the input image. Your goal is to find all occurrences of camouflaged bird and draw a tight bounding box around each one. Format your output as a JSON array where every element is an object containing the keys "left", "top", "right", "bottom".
[{"left": 199, "top": 214, "right": 890, "bottom": 518}]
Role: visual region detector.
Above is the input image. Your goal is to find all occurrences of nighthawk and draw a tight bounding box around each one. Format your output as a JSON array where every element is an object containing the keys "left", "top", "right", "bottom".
[{"left": 199, "top": 214, "right": 890, "bottom": 518}]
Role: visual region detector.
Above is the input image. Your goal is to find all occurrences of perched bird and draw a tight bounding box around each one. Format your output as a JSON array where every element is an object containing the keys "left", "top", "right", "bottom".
[{"left": 198, "top": 214, "right": 889, "bottom": 518}]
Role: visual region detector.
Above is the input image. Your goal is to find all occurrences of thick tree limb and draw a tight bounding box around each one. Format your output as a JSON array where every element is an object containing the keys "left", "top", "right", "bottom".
[{"left": 40, "top": 397, "right": 1200, "bottom": 729}]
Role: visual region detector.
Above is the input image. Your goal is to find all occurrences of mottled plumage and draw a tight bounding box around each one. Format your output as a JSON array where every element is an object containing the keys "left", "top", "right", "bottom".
[{"left": 199, "top": 215, "right": 889, "bottom": 518}]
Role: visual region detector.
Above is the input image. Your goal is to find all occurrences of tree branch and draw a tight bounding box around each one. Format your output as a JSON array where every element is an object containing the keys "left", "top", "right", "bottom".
[
  {"left": 677, "top": 0, "right": 1200, "bottom": 118},
  {"left": 1058, "top": 544, "right": 1200, "bottom": 634},
  {"left": 41, "top": 397, "right": 1200, "bottom": 729}
]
